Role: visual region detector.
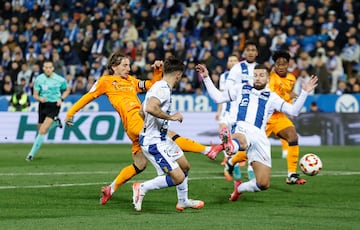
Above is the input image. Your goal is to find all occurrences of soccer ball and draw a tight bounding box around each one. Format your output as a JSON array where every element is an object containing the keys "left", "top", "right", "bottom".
[{"left": 299, "top": 153, "right": 322, "bottom": 176}]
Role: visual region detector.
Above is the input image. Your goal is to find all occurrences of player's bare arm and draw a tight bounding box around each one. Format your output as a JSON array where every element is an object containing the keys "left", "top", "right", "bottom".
[{"left": 146, "top": 97, "right": 183, "bottom": 122}]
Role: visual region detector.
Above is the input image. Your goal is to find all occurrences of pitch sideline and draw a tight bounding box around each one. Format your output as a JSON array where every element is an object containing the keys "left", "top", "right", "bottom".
[{"left": 0, "top": 171, "right": 359, "bottom": 190}]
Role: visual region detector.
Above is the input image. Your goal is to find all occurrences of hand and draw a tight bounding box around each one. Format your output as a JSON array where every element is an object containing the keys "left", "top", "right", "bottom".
[
  {"left": 195, "top": 64, "right": 209, "bottom": 79},
  {"left": 64, "top": 117, "right": 73, "bottom": 126},
  {"left": 39, "top": 97, "right": 46, "bottom": 103},
  {"left": 302, "top": 75, "right": 318, "bottom": 93},
  {"left": 152, "top": 60, "right": 164, "bottom": 70},
  {"left": 171, "top": 112, "right": 183, "bottom": 123}
]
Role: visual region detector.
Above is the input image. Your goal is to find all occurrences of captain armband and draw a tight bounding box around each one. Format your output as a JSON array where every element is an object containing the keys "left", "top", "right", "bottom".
[{"left": 138, "top": 80, "right": 146, "bottom": 91}]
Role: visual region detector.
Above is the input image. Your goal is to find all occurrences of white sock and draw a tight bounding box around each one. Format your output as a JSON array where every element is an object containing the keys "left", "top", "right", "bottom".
[
  {"left": 227, "top": 156, "right": 233, "bottom": 166},
  {"left": 176, "top": 176, "right": 188, "bottom": 204},
  {"left": 232, "top": 139, "right": 240, "bottom": 153},
  {"left": 141, "top": 175, "right": 169, "bottom": 194},
  {"left": 109, "top": 182, "right": 115, "bottom": 195},
  {"left": 238, "top": 179, "right": 261, "bottom": 193},
  {"left": 203, "top": 146, "right": 211, "bottom": 155},
  {"left": 288, "top": 172, "right": 296, "bottom": 177}
]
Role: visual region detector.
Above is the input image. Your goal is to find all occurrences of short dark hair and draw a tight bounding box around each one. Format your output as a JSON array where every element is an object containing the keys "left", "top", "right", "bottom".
[
  {"left": 163, "top": 56, "right": 185, "bottom": 75},
  {"left": 254, "top": 64, "right": 270, "bottom": 73},
  {"left": 244, "top": 40, "right": 258, "bottom": 49},
  {"left": 272, "top": 50, "right": 290, "bottom": 62}
]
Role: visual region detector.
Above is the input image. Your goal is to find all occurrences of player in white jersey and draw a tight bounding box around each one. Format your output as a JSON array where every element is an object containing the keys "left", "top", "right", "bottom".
[
  {"left": 213, "top": 54, "right": 242, "bottom": 180},
  {"left": 132, "top": 57, "right": 204, "bottom": 211},
  {"left": 196, "top": 63, "right": 318, "bottom": 201},
  {"left": 223, "top": 41, "right": 258, "bottom": 180}
]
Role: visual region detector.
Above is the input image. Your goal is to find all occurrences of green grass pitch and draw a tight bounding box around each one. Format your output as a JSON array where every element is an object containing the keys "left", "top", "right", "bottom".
[{"left": 0, "top": 144, "right": 359, "bottom": 230}]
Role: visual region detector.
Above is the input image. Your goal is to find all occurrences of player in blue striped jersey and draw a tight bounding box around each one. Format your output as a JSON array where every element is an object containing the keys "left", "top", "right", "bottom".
[{"left": 196, "top": 63, "right": 318, "bottom": 201}]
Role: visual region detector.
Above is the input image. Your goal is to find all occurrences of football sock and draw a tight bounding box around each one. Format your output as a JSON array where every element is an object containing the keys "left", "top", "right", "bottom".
[
  {"left": 280, "top": 138, "right": 288, "bottom": 159},
  {"left": 172, "top": 134, "right": 206, "bottom": 153},
  {"left": 176, "top": 175, "right": 188, "bottom": 204},
  {"left": 27, "top": 134, "right": 45, "bottom": 157},
  {"left": 141, "top": 175, "right": 175, "bottom": 194},
  {"left": 238, "top": 179, "right": 262, "bottom": 193},
  {"left": 287, "top": 142, "right": 299, "bottom": 174},
  {"left": 232, "top": 139, "right": 240, "bottom": 153},
  {"left": 230, "top": 151, "right": 247, "bottom": 165},
  {"left": 111, "top": 164, "right": 137, "bottom": 192},
  {"left": 48, "top": 120, "right": 59, "bottom": 131},
  {"left": 247, "top": 163, "right": 255, "bottom": 180}
]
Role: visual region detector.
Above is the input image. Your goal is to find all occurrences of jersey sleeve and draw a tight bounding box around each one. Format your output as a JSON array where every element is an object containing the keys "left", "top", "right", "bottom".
[
  {"left": 273, "top": 89, "right": 309, "bottom": 117},
  {"left": 225, "top": 65, "right": 239, "bottom": 88},
  {"left": 152, "top": 85, "right": 170, "bottom": 104},
  {"left": 66, "top": 78, "right": 105, "bottom": 119},
  {"left": 60, "top": 78, "right": 67, "bottom": 91},
  {"left": 33, "top": 76, "right": 41, "bottom": 92}
]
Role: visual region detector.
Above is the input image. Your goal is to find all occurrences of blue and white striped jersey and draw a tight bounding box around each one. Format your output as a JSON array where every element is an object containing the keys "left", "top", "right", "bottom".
[
  {"left": 226, "top": 60, "right": 257, "bottom": 88},
  {"left": 141, "top": 80, "right": 172, "bottom": 145},
  {"left": 203, "top": 78, "right": 308, "bottom": 132}
]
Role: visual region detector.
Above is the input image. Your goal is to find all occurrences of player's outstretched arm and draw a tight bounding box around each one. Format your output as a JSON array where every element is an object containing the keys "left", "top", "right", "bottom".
[
  {"left": 282, "top": 75, "right": 318, "bottom": 116},
  {"left": 195, "top": 64, "right": 230, "bottom": 104},
  {"left": 302, "top": 75, "right": 318, "bottom": 92}
]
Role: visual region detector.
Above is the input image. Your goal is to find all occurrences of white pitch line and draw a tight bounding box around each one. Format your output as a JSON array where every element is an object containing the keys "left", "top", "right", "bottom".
[
  {"left": 0, "top": 170, "right": 359, "bottom": 177},
  {"left": 0, "top": 171, "right": 359, "bottom": 190}
]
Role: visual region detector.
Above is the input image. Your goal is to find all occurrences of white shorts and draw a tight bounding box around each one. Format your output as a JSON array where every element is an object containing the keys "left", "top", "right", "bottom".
[
  {"left": 141, "top": 137, "right": 184, "bottom": 176},
  {"left": 218, "top": 111, "right": 234, "bottom": 127},
  {"left": 233, "top": 121, "right": 272, "bottom": 168}
]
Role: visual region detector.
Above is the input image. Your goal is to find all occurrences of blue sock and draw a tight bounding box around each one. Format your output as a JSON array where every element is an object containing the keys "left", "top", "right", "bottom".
[
  {"left": 48, "top": 120, "right": 58, "bottom": 131},
  {"left": 27, "top": 134, "right": 45, "bottom": 158}
]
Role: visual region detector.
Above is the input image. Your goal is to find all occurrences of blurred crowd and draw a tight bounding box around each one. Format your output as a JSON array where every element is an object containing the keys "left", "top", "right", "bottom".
[{"left": 0, "top": 0, "right": 360, "bottom": 97}]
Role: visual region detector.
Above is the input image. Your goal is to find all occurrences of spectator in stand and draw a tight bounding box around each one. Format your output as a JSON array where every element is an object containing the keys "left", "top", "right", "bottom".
[
  {"left": 326, "top": 48, "right": 344, "bottom": 93},
  {"left": 0, "top": 24, "right": 10, "bottom": 45},
  {"left": 309, "top": 101, "right": 322, "bottom": 113},
  {"left": 28, "top": 63, "right": 41, "bottom": 94},
  {"left": 17, "top": 63, "right": 32, "bottom": 87},
  {"left": 135, "top": 10, "right": 155, "bottom": 42},
  {"left": 350, "top": 83, "right": 360, "bottom": 94},
  {"left": 151, "top": 0, "right": 170, "bottom": 30},
  {"left": 71, "top": 75, "right": 87, "bottom": 95},
  {"left": 199, "top": 18, "right": 214, "bottom": 44},
  {"left": 340, "top": 35, "right": 360, "bottom": 79},
  {"left": 335, "top": 80, "right": 350, "bottom": 95},
  {"left": 297, "top": 51, "right": 312, "bottom": 72},
  {"left": 257, "top": 36, "right": 271, "bottom": 64},
  {"left": 0, "top": 74, "right": 14, "bottom": 95},
  {"left": 176, "top": 8, "right": 195, "bottom": 37},
  {"left": 52, "top": 50, "right": 66, "bottom": 77},
  {"left": 201, "top": 0, "right": 215, "bottom": 22},
  {"left": 119, "top": 18, "right": 139, "bottom": 44},
  {"left": 65, "top": 20, "right": 80, "bottom": 45},
  {"left": 89, "top": 60, "right": 104, "bottom": 81},
  {"left": 346, "top": 76, "right": 359, "bottom": 93},
  {"left": 294, "top": 69, "right": 314, "bottom": 96},
  {"left": 62, "top": 43, "right": 81, "bottom": 77},
  {"left": 310, "top": 54, "right": 331, "bottom": 94}
]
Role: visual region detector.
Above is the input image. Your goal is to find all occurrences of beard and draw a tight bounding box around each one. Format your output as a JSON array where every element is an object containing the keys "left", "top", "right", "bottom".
[{"left": 253, "top": 82, "right": 266, "bottom": 90}]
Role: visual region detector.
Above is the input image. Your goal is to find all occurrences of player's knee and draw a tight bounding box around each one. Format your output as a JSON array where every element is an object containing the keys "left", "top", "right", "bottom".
[
  {"left": 133, "top": 163, "right": 146, "bottom": 174},
  {"left": 232, "top": 134, "right": 248, "bottom": 149},
  {"left": 256, "top": 181, "right": 270, "bottom": 191},
  {"left": 288, "top": 140, "right": 298, "bottom": 146}
]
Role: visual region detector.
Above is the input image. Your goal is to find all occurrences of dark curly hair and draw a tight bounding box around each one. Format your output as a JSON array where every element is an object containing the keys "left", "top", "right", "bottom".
[{"left": 272, "top": 50, "right": 290, "bottom": 63}]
